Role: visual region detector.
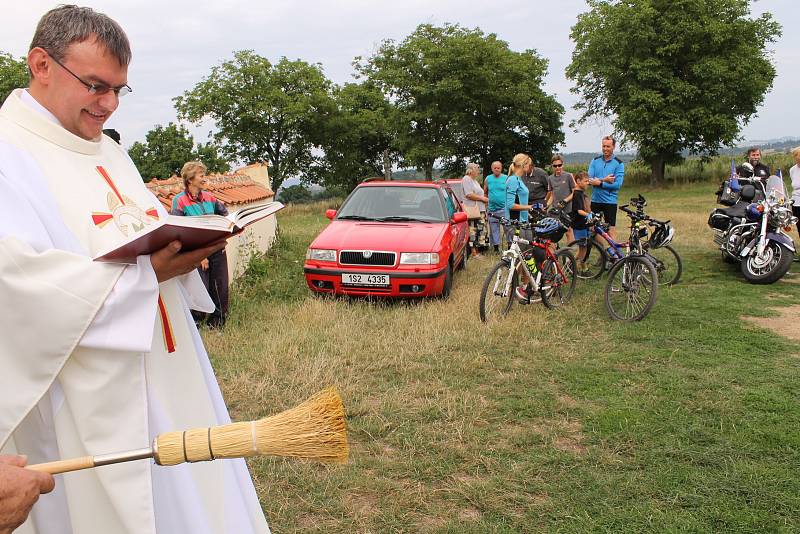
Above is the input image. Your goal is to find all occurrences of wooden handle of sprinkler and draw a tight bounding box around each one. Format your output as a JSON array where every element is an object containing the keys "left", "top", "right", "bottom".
[{"left": 27, "top": 456, "right": 96, "bottom": 475}]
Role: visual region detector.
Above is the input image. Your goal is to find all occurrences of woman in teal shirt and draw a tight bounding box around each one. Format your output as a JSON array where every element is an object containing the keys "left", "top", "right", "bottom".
[
  {"left": 505, "top": 153, "right": 539, "bottom": 302},
  {"left": 504, "top": 153, "right": 534, "bottom": 245}
]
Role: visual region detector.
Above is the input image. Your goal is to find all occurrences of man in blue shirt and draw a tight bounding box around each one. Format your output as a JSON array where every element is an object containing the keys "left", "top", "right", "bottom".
[
  {"left": 484, "top": 160, "right": 508, "bottom": 252},
  {"left": 588, "top": 135, "right": 625, "bottom": 239}
]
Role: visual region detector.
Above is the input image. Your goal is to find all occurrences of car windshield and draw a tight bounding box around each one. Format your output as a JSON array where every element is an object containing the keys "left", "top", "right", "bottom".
[{"left": 337, "top": 186, "right": 446, "bottom": 222}]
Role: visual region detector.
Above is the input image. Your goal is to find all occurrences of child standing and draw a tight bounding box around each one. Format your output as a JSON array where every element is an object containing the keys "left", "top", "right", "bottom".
[{"left": 571, "top": 171, "right": 593, "bottom": 275}]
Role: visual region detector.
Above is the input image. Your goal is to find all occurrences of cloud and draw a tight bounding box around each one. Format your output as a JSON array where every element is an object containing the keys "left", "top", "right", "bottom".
[{"left": 3, "top": 0, "right": 796, "bottom": 153}]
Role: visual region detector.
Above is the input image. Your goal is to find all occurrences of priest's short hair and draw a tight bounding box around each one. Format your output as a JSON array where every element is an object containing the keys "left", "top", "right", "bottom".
[{"left": 30, "top": 5, "right": 131, "bottom": 66}]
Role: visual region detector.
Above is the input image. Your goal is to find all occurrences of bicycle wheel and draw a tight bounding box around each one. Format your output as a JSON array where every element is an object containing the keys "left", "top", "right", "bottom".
[
  {"left": 604, "top": 256, "right": 658, "bottom": 321},
  {"left": 479, "top": 260, "right": 517, "bottom": 322},
  {"left": 540, "top": 249, "right": 577, "bottom": 309},
  {"left": 567, "top": 238, "right": 606, "bottom": 280},
  {"left": 645, "top": 244, "right": 682, "bottom": 286}
]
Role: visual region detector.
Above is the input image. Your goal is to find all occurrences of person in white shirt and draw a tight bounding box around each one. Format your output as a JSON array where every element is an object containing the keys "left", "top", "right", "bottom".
[
  {"left": 0, "top": 5, "right": 269, "bottom": 533},
  {"left": 461, "top": 162, "right": 489, "bottom": 256},
  {"left": 790, "top": 146, "right": 800, "bottom": 241}
]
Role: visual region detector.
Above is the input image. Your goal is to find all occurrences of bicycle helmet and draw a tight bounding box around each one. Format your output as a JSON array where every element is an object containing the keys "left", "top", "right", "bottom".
[
  {"left": 745, "top": 203, "right": 763, "bottom": 222},
  {"left": 533, "top": 217, "right": 566, "bottom": 241},
  {"left": 649, "top": 224, "right": 675, "bottom": 248}
]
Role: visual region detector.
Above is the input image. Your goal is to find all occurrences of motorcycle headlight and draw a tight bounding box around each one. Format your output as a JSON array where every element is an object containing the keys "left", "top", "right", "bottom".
[
  {"left": 306, "top": 248, "right": 337, "bottom": 262},
  {"left": 400, "top": 252, "right": 439, "bottom": 265}
]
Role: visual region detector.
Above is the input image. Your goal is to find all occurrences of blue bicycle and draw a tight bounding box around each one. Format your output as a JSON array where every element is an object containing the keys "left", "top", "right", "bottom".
[{"left": 567, "top": 196, "right": 682, "bottom": 287}]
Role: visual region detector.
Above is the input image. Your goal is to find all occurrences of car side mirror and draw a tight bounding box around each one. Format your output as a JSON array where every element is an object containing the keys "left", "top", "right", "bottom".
[
  {"left": 325, "top": 209, "right": 337, "bottom": 220},
  {"left": 452, "top": 212, "right": 468, "bottom": 224}
]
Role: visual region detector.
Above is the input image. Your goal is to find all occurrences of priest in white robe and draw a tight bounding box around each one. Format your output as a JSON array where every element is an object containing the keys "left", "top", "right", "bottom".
[{"left": 0, "top": 6, "right": 270, "bottom": 533}]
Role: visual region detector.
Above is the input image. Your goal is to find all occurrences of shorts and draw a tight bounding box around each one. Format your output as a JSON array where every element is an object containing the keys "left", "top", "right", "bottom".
[
  {"left": 572, "top": 227, "right": 590, "bottom": 241},
  {"left": 590, "top": 202, "right": 618, "bottom": 227}
]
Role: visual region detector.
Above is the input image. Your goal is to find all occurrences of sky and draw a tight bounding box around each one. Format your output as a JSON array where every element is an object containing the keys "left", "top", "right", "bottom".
[{"left": 1, "top": 0, "right": 797, "bottom": 154}]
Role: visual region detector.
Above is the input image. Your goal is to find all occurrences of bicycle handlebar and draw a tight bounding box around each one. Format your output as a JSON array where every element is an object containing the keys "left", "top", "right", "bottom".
[{"left": 618, "top": 205, "right": 670, "bottom": 226}]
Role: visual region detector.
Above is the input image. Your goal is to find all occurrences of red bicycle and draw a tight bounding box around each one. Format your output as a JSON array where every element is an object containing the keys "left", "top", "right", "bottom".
[{"left": 479, "top": 215, "right": 576, "bottom": 322}]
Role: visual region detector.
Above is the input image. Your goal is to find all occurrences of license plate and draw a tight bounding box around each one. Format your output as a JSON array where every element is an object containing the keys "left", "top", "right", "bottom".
[{"left": 341, "top": 273, "right": 390, "bottom": 286}]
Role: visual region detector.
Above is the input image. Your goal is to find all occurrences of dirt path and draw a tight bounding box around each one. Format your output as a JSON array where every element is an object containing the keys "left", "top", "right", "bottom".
[{"left": 743, "top": 304, "right": 800, "bottom": 345}]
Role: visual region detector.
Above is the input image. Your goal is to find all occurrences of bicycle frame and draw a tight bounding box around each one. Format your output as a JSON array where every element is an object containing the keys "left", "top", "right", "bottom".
[{"left": 495, "top": 224, "right": 567, "bottom": 296}]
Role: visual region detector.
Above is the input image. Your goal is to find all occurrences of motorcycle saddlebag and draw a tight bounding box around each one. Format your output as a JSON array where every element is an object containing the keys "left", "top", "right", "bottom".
[
  {"left": 708, "top": 212, "right": 731, "bottom": 231},
  {"left": 717, "top": 180, "right": 740, "bottom": 206}
]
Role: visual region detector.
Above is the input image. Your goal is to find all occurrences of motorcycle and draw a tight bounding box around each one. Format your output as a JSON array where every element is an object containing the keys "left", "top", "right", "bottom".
[{"left": 708, "top": 175, "right": 797, "bottom": 284}]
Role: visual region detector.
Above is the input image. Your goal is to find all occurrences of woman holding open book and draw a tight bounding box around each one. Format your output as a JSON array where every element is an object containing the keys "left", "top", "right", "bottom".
[{"left": 172, "top": 161, "right": 230, "bottom": 328}]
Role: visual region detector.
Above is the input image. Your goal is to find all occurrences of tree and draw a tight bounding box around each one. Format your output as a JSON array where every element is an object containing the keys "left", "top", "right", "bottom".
[
  {"left": 128, "top": 122, "right": 228, "bottom": 180},
  {"left": 567, "top": 0, "right": 781, "bottom": 184},
  {"left": 277, "top": 184, "right": 313, "bottom": 204},
  {"left": 174, "top": 51, "right": 334, "bottom": 192},
  {"left": 356, "top": 24, "right": 564, "bottom": 179},
  {"left": 0, "top": 52, "right": 28, "bottom": 102},
  {"left": 314, "top": 81, "right": 398, "bottom": 192}
]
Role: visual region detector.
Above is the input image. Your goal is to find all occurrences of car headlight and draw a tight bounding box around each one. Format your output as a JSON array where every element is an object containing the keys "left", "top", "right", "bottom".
[
  {"left": 306, "top": 248, "right": 337, "bottom": 262},
  {"left": 399, "top": 252, "right": 439, "bottom": 265}
]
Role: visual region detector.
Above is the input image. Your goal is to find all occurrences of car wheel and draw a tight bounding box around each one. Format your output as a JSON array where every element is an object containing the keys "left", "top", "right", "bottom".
[
  {"left": 440, "top": 262, "right": 453, "bottom": 299},
  {"left": 459, "top": 245, "right": 468, "bottom": 270}
]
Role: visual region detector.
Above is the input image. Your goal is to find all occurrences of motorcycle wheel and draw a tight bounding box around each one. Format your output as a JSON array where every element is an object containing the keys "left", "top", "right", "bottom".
[{"left": 740, "top": 241, "right": 793, "bottom": 284}]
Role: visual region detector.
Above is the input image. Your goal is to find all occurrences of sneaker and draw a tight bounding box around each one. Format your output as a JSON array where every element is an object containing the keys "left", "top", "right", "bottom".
[{"left": 515, "top": 286, "right": 530, "bottom": 303}]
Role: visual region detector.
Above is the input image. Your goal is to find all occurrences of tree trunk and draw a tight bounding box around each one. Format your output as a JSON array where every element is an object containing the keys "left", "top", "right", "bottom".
[
  {"left": 383, "top": 149, "right": 392, "bottom": 180},
  {"left": 650, "top": 156, "right": 666, "bottom": 186},
  {"left": 425, "top": 164, "right": 433, "bottom": 181},
  {"left": 271, "top": 160, "right": 281, "bottom": 192}
]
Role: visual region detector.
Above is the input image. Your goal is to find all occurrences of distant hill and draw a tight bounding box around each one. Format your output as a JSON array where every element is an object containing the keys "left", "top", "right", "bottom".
[{"left": 561, "top": 137, "right": 799, "bottom": 164}]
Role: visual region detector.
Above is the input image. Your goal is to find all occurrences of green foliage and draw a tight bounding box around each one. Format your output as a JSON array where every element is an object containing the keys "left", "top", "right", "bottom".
[
  {"left": 174, "top": 51, "right": 334, "bottom": 192},
  {"left": 314, "top": 81, "right": 397, "bottom": 192},
  {"left": 277, "top": 184, "right": 313, "bottom": 204},
  {"left": 0, "top": 52, "right": 28, "bottom": 102},
  {"left": 128, "top": 122, "right": 228, "bottom": 180},
  {"left": 567, "top": 0, "right": 781, "bottom": 183},
  {"left": 357, "top": 23, "right": 564, "bottom": 178}
]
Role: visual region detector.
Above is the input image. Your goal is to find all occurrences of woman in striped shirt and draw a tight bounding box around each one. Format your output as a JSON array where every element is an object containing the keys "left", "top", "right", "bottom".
[{"left": 171, "top": 161, "right": 230, "bottom": 328}]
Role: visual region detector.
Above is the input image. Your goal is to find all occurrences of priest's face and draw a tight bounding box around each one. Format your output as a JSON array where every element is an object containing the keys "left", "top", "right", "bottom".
[{"left": 46, "top": 39, "right": 128, "bottom": 141}]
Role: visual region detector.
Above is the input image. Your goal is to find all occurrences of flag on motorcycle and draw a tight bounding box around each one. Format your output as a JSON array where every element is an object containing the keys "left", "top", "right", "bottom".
[{"left": 729, "top": 159, "right": 741, "bottom": 192}]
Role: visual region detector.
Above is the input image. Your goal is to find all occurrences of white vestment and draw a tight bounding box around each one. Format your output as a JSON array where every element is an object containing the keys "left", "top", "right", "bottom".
[{"left": 0, "top": 89, "right": 270, "bottom": 534}]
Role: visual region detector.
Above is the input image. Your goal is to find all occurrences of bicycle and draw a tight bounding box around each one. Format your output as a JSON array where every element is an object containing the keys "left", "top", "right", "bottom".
[
  {"left": 479, "top": 215, "right": 577, "bottom": 323},
  {"left": 603, "top": 197, "right": 660, "bottom": 320},
  {"left": 568, "top": 196, "right": 682, "bottom": 286}
]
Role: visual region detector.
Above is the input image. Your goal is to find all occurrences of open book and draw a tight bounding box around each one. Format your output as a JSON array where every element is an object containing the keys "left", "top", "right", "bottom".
[{"left": 94, "top": 201, "right": 285, "bottom": 263}]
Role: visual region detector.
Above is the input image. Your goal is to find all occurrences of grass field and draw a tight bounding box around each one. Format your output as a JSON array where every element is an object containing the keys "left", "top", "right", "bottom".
[{"left": 203, "top": 182, "right": 800, "bottom": 533}]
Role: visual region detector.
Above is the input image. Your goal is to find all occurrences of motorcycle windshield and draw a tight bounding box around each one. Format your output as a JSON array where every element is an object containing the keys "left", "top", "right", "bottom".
[{"left": 765, "top": 175, "right": 786, "bottom": 201}]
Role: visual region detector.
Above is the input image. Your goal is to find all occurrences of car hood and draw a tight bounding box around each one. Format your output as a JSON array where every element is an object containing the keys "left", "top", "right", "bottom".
[{"left": 311, "top": 221, "right": 448, "bottom": 252}]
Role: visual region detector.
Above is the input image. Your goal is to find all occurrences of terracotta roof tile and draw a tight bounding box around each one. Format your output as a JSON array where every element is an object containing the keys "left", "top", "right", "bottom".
[{"left": 145, "top": 172, "right": 274, "bottom": 209}]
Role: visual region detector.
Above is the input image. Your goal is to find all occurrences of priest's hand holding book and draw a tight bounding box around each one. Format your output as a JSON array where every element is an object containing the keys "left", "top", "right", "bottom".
[{"left": 150, "top": 239, "right": 228, "bottom": 283}]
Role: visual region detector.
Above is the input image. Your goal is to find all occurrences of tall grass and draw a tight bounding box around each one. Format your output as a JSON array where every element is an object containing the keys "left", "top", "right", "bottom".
[
  {"left": 203, "top": 183, "right": 800, "bottom": 532},
  {"left": 565, "top": 152, "right": 795, "bottom": 186}
]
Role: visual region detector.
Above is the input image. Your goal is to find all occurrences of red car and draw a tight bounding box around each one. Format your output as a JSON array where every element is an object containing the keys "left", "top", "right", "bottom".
[{"left": 304, "top": 180, "right": 470, "bottom": 298}]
